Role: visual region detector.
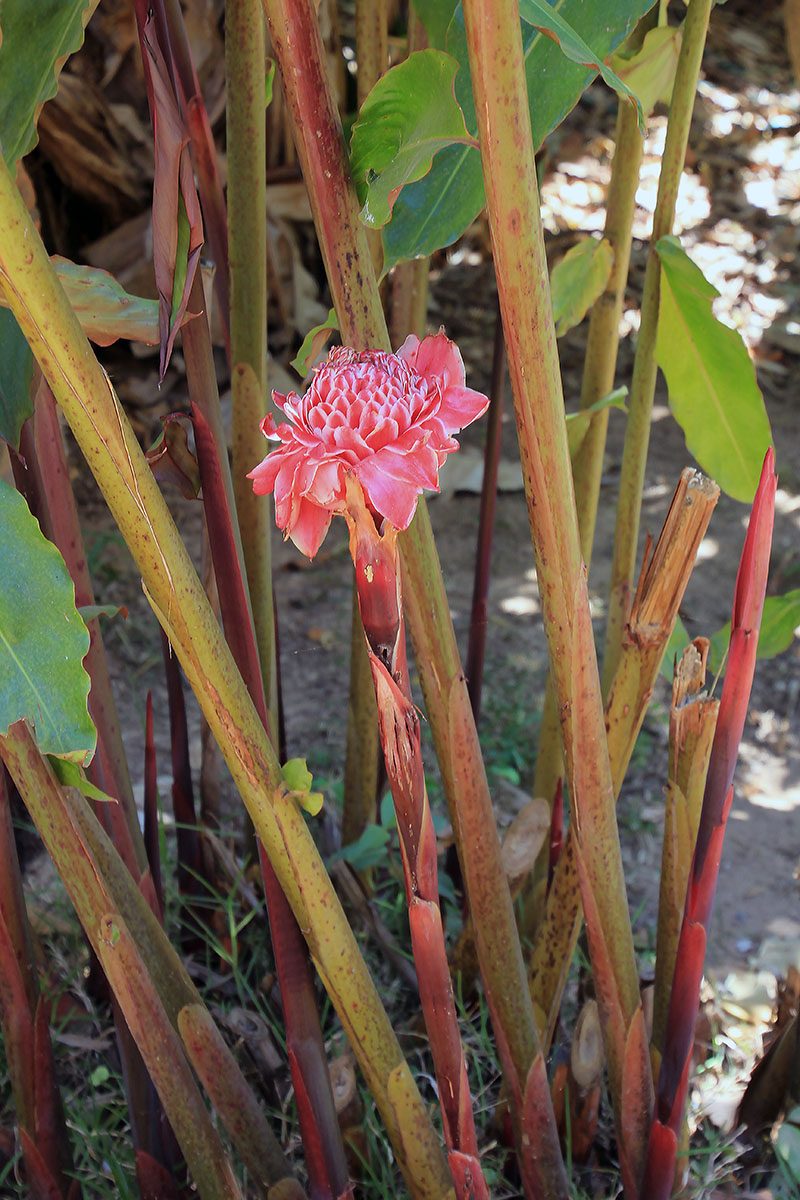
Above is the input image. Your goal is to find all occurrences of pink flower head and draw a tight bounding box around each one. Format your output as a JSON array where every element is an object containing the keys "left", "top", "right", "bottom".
[{"left": 248, "top": 330, "right": 489, "bottom": 557}]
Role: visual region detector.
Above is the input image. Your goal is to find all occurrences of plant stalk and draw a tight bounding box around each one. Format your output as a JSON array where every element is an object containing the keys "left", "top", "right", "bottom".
[
  {"left": 461, "top": 0, "right": 650, "bottom": 1188},
  {"left": 261, "top": 0, "right": 546, "bottom": 1149},
  {"left": 602, "top": 0, "right": 714, "bottom": 693},
  {"left": 529, "top": 96, "right": 644, "bottom": 913},
  {"left": 226, "top": 0, "right": 279, "bottom": 736},
  {"left": 529, "top": 470, "right": 719, "bottom": 1052}
]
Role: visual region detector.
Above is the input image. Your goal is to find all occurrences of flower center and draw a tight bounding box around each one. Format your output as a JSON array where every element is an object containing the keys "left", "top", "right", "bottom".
[{"left": 302, "top": 348, "right": 434, "bottom": 455}]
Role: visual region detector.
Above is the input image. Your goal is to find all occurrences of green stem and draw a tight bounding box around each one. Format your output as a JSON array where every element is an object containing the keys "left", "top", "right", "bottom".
[
  {"left": 602, "top": 0, "right": 714, "bottom": 694},
  {"left": 226, "top": 0, "right": 278, "bottom": 735},
  {"left": 0, "top": 157, "right": 450, "bottom": 1200},
  {"left": 528, "top": 96, "right": 644, "bottom": 924},
  {"left": 461, "top": 0, "right": 650, "bottom": 1188},
  {"left": 261, "top": 0, "right": 543, "bottom": 1140}
]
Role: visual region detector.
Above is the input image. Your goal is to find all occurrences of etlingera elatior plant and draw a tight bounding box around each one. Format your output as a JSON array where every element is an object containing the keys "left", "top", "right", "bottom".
[
  {"left": 0, "top": 0, "right": 787, "bottom": 1195},
  {"left": 251, "top": 331, "right": 493, "bottom": 1199}
]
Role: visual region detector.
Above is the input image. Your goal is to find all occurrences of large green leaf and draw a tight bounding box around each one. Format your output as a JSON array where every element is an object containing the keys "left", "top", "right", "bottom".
[
  {"left": 0, "top": 0, "right": 98, "bottom": 166},
  {"left": 0, "top": 479, "right": 95, "bottom": 761},
  {"left": 350, "top": 50, "right": 475, "bottom": 229},
  {"left": 0, "top": 308, "right": 34, "bottom": 450},
  {"left": 655, "top": 236, "right": 773, "bottom": 502},
  {"left": 382, "top": 0, "right": 653, "bottom": 272},
  {"left": 518, "top": 0, "right": 644, "bottom": 130},
  {"left": 551, "top": 235, "right": 613, "bottom": 336}
]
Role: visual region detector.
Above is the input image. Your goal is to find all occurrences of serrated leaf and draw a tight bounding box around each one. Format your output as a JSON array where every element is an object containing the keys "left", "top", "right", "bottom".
[
  {"left": 350, "top": 50, "right": 474, "bottom": 229},
  {"left": 0, "top": 308, "right": 34, "bottom": 450},
  {"left": 611, "top": 25, "right": 682, "bottom": 114},
  {"left": 566, "top": 387, "right": 628, "bottom": 458},
  {"left": 655, "top": 236, "right": 773, "bottom": 502},
  {"left": 381, "top": 0, "right": 652, "bottom": 272},
  {"left": 0, "top": 479, "right": 95, "bottom": 761},
  {"left": 551, "top": 235, "right": 613, "bottom": 336},
  {"left": 518, "top": 0, "right": 644, "bottom": 131},
  {"left": 0, "top": 0, "right": 98, "bottom": 166},
  {"left": 291, "top": 309, "right": 338, "bottom": 376}
]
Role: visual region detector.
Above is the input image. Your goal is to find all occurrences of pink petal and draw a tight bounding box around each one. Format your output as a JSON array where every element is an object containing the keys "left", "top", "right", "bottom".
[
  {"left": 398, "top": 330, "right": 466, "bottom": 389},
  {"left": 355, "top": 458, "right": 420, "bottom": 529},
  {"left": 370, "top": 442, "right": 440, "bottom": 491},
  {"left": 248, "top": 447, "right": 287, "bottom": 495},
  {"left": 434, "top": 383, "right": 490, "bottom": 434},
  {"left": 289, "top": 496, "right": 333, "bottom": 558}
]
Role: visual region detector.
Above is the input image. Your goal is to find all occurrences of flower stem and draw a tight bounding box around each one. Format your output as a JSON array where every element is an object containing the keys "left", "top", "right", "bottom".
[
  {"left": 261, "top": 0, "right": 544, "bottom": 1151},
  {"left": 602, "top": 0, "right": 714, "bottom": 694},
  {"left": 345, "top": 485, "right": 488, "bottom": 1200},
  {"left": 461, "top": 0, "right": 650, "bottom": 1188}
]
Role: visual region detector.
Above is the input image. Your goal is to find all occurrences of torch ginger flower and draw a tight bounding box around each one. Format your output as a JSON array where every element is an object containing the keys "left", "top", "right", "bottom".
[{"left": 248, "top": 331, "right": 489, "bottom": 557}]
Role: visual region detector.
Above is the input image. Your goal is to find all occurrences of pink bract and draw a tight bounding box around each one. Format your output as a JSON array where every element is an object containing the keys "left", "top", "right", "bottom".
[{"left": 248, "top": 330, "right": 489, "bottom": 558}]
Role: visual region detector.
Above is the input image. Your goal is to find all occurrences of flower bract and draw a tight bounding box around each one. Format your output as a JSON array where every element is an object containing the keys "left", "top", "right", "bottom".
[{"left": 248, "top": 330, "right": 489, "bottom": 557}]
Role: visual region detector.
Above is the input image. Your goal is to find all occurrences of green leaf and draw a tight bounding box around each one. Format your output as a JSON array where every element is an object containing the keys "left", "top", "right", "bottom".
[
  {"left": 0, "top": 0, "right": 97, "bottom": 165},
  {"left": 170, "top": 193, "right": 191, "bottom": 336},
  {"left": 335, "top": 823, "right": 391, "bottom": 871},
  {"left": 611, "top": 25, "right": 682, "bottom": 115},
  {"left": 77, "top": 604, "right": 128, "bottom": 623},
  {"left": 708, "top": 590, "right": 800, "bottom": 676},
  {"left": 381, "top": 0, "right": 653, "bottom": 272},
  {"left": 518, "top": 0, "right": 644, "bottom": 131},
  {"left": 0, "top": 479, "right": 95, "bottom": 761},
  {"left": 291, "top": 309, "right": 338, "bottom": 376},
  {"left": 46, "top": 257, "right": 162, "bottom": 346},
  {"left": 0, "top": 308, "right": 34, "bottom": 450},
  {"left": 661, "top": 591, "right": 800, "bottom": 683},
  {"left": 551, "top": 235, "right": 613, "bottom": 336},
  {"left": 659, "top": 615, "right": 692, "bottom": 682},
  {"left": 265, "top": 59, "right": 275, "bottom": 108},
  {"left": 411, "top": 0, "right": 458, "bottom": 48},
  {"left": 777, "top": 1119, "right": 800, "bottom": 1184},
  {"left": 281, "top": 757, "right": 323, "bottom": 816},
  {"left": 566, "top": 387, "right": 628, "bottom": 458},
  {"left": 655, "top": 236, "right": 773, "bottom": 502},
  {"left": 350, "top": 50, "right": 474, "bottom": 230},
  {"left": 49, "top": 757, "right": 117, "bottom": 803}
]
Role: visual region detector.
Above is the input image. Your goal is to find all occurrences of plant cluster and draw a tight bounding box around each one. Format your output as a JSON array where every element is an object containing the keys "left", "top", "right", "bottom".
[{"left": 0, "top": 1, "right": 795, "bottom": 1197}]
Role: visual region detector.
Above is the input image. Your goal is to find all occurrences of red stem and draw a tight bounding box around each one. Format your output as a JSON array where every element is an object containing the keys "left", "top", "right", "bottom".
[{"left": 466, "top": 300, "right": 506, "bottom": 723}]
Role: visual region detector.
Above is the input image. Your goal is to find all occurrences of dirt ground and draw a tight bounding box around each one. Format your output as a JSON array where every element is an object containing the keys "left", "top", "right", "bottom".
[{"left": 63, "top": 0, "right": 800, "bottom": 1040}]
